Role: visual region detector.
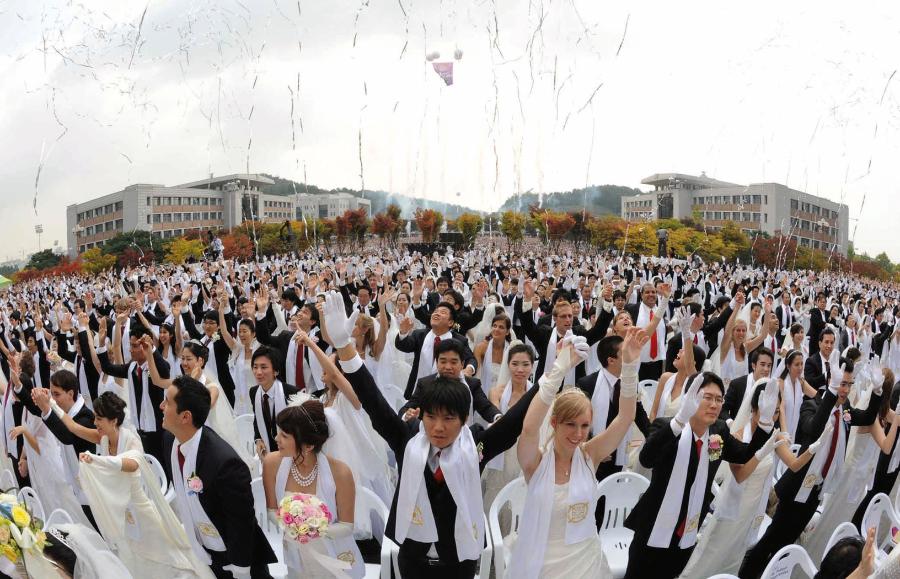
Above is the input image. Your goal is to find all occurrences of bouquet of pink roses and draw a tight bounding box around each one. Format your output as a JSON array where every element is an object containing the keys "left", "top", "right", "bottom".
[{"left": 276, "top": 493, "right": 333, "bottom": 544}]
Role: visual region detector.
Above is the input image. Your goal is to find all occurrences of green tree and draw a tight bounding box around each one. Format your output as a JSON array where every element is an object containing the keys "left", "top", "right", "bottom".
[
  {"left": 875, "top": 252, "right": 894, "bottom": 274},
  {"left": 499, "top": 211, "right": 527, "bottom": 251},
  {"left": 26, "top": 249, "right": 61, "bottom": 271},
  {"left": 455, "top": 213, "right": 484, "bottom": 247}
]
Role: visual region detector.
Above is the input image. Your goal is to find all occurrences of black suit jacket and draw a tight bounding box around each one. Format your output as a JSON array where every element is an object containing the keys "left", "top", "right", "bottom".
[
  {"left": 576, "top": 370, "right": 652, "bottom": 481},
  {"left": 775, "top": 387, "right": 881, "bottom": 501},
  {"left": 17, "top": 375, "right": 96, "bottom": 456},
  {"left": 721, "top": 373, "right": 753, "bottom": 421},
  {"left": 344, "top": 358, "right": 537, "bottom": 563},
  {"left": 625, "top": 417, "right": 769, "bottom": 546},
  {"left": 163, "top": 427, "right": 276, "bottom": 568},
  {"left": 57, "top": 330, "right": 101, "bottom": 403},
  {"left": 254, "top": 320, "right": 325, "bottom": 388},
  {"left": 395, "top": 329, "right": 477, "bottom": 398},
  {"left": 807, "top": 309, "right": 827, "bottom": 356},
  {"left": 399, "top": 374, "right": 501, "bottom": 424},
  {"left": 98, "top": 349, "right": 170, "bottom": 432},
  {"left": 249, "top": 382, "right": 300, "bottom": 452},
  {"left": 776, "top": 305, "right": 794, "bottom": 346},
  {"left": 514, "top": 300, "right": 612, "bottom": 380},
  {"left": 804, "top": 353, "right": 831, "bottom": 391}
]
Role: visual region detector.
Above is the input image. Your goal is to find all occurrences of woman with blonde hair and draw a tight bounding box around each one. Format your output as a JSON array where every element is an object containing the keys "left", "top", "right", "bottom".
[
  {"left": 718, "top": 292, "right": 769, "bottom": 385},
  {"left": 507, "top": 327, "right": 647, "bottom": 578}
]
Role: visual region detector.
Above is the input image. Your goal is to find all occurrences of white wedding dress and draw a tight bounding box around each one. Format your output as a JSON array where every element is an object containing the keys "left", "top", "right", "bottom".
[
  {"left": 275, "top": 455, "right": 364, "bottom": 578},
  {"left": 78, "top": 428, "right": 214, "bottom": 579}
]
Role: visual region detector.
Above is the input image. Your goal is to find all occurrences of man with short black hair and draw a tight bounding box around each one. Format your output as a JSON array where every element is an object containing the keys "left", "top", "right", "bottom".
[{"left": 805, "top": 328, "right": 837, "bottom": 390}]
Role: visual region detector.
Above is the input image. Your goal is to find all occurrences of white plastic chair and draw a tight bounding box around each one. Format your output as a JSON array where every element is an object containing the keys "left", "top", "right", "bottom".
[
  {"left": 760, "top": 544, "right": 818, "bottom": 579},
  {"left": 44, "top": 508, "right": 74, "bottom": 528},
  {"left": 250, "top": 477, "right": 287, "bottom": 578},
  {"left": 356, "top": 487, "right": 397, "bottom": 579},
  {"left": 860, "top": 492, "right": 900, "bottom": 560},
  {"left": 0, "top": 469, "right": 16, "bottom": 491},
  {"left": 772, "top": 444, "right": 801, "bottom": 482},
  {"left": 477, "top": 513, "right": 493, "bottom": 579},
  {"left": 17, "top": 486, "right": 45, "bottom": 524},
  {"left": 823, "top": 521, "right": 860, "bottom": 561},
  {"left": 380, "top": 384, "right": 407, "bottom": 413},
  {"left": 707, "top": 575, "right": 740, "bottom": 579},
  {"left": 143, "top": 453, "right": 175, "bottom": 504},
  {"left": 596, "top": 471, "right": 649, "bottom": 579},
  {"left": 638, "top": 379, "right": 658, "bottom": 409},
  {"left": 488, "top": 477, "right": 527, "bottom": 579},
  {"left": 235, "top": 414, "right": 256, "bottom": 452}
]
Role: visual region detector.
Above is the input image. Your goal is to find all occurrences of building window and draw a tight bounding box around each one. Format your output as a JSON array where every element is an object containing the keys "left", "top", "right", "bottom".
[
  {"left": 163, "top": 213, "right": 172, "bottom": 223},
  {"left": 752, "top": 195, "right": 761, "bottom": 204},
  {"left": 115, "top": 219, "right": 123, "bottom": 229},
  {"left": 153, "top": 214, "right": 161, "bottom": 223}
]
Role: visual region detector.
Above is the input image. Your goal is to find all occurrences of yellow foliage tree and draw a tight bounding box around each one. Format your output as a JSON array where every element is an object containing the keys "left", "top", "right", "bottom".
[
  {"left": 455, "top": 213, "right": 484, "bottom": 246},
  {"left": 620, "top": 222, "right": 656, "bottom": 255},
  {"left": 165, "top": 238, "right": 206, "bottom": 264},
  {"left": 81, "top": 248, "right": 117, "bottom": 274}
]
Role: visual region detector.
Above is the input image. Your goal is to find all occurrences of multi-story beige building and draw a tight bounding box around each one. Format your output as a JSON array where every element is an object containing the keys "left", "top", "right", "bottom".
[
  {"left": 66, "top": 174, "right": 295, "bottom": 256},
  {"left": 294, "top": 192, "right": 371, "bottom": 221},
  {"left": 621, "top": 172, "right": 849, "bottom": 254}
]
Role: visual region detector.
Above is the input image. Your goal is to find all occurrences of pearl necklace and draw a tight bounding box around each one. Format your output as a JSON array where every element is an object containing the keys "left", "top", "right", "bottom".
[{"left": 290, "top": 460, "right": 318, "bottom": 487}]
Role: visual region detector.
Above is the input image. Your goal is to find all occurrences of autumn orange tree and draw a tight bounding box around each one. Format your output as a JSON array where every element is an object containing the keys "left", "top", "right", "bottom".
[
  {"left": 530, "top": 208, "right": 575, "bottom": 253},
  {"left": 415, "top": 209, "right": 444, "bottom": 243},
  {"left": 372, "top": 204, "right": 405, "bottom": 248}
]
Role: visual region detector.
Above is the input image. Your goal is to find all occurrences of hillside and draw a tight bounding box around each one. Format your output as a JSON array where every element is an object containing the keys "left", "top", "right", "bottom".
[
  {"left": 497, "top": 185, "right": 642, "bottom": 214},
  {"left": 261, "top": 175, "right": 643, "bottom": 218}
]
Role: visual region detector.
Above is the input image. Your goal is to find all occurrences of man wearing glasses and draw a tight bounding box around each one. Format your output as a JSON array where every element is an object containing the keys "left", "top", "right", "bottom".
[
  {"left": 623, "top": 371, "right": 776, "bottom": 579},
  {"left": 739, "top": 361, "right": 883, "bottom": 578}
]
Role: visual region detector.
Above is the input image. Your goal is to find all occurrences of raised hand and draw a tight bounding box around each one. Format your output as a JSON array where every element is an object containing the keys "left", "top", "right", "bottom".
[
  {"left": 657, "top": 283, "right": 672, "bottom": 299},
  {"left": 399, "top": 315, "right": 414, "bottom": 335},
  {"left": 322, "top": 292, "right": 352, "bottom": 349},
  {"left": 673, "top": 373, "right": 705, "bottom": 427},
  {"left": 678, "top": 309, "right": 696, "bottom": 336},
  {"left": 621, "top": 327, "right": 649, "bottom": 364},
  {"left": 808, "top": 418, "right": 835, "bottom": 455}
]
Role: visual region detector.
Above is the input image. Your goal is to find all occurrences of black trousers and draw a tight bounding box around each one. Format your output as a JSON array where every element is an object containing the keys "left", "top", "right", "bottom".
[
  {"left": 205, "top": 548, "right": 273, "bottom": 579},
  {"left": 638, "top": 360, "right": 664, "bottom": 381},
  {"left": 397, "top": 550, "right": 477, "bottom": 579},
  {"left": 623, "top": 537, "right": 693, "bottom": 579},
  {"left": 852, "top": 469, "right": 900, "bottom": 528},
  {"left": 739, "top": 489, "right": 821, "bottom": 579},
  {"left": 6, "top": 454, "right": 28, "bottom": 490}
]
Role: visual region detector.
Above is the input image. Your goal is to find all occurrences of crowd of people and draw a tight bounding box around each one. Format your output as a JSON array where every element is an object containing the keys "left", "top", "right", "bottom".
[{"left": 1, "top": 240, "right": 900, "bottom": 578}]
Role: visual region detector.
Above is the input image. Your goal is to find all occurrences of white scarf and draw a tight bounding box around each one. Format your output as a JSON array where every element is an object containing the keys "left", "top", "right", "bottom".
[
  {"left": 648, "top": 425, "right": 709, "bottom": 549},
  {"left": 3, "top": 387, "right": 16, "bottom": 458},
  {"left": 544, "top": 330, "right": 576, "bottom": 385},
  {"left": 479, "top": 338, "right": 508, "bottom": 394},
  {"left": 507, "top": 446, "right": 597, "bottom": 579},
  {"left": 394, "top": 424, "right": 484, "bottom": 561},
  {"left": 170, "top": 429, "right": 224, "bottom": 564},
  {"left": 591, "top": 369, "right": 627, "bottom": 466},
  {"left": 285, "top": 330, "right": 324, "bottom": 392},
  {"left": 417, "top": 330, "right": 451, "bottom": 382},
  {"left": 783, "top": 375, "right": 804, "bottom": 438},
  {"left": 796, "top": 407, "right": 847, "bottom": 503},
  {"left": 253, "top": 380, "right": 286, "bottom": 450},
  {"left": 128, "top": 361, "right": 156, "bottom": 433},
  {"left": 888, "top": 425, "right": 900, "bottom": 474},
  {"left": 637, "top": 302, "right": 665, "bottom": 363}
]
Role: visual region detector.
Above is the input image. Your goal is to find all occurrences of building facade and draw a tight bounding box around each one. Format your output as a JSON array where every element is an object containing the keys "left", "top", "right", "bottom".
[
  {"left": 294, "top": 192, "right": 371, "bottom": 221},
  {"left": 66, "top": 174, "right": 300, "bottom": 255},
  {"left": 621, "top": 172, "right": 849, "bottom": 255}
]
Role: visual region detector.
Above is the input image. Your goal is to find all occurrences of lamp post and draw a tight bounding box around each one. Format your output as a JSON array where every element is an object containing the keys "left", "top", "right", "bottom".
[{"left": 35, "top": 224, "right": 43, "bottom": 251}]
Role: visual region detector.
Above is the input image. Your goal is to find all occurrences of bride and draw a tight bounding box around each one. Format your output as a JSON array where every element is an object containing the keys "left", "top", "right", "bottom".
[
  {"left": 473, "top": 311, "right": 514, "bottom": 395},
  {"left": 507, "top": 327, "right": 647, "bottom": 579},
  {"left": 262, "top": 399, "right": 364, "bottom": 578},
  {"left": 52, "top": 391, "right": 214, "bottom": 578}
]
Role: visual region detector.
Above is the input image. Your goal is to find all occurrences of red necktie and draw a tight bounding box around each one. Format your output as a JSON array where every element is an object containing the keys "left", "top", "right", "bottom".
[
  {"left": 693, "top": 333, "right": 699, "bottom": 345},
  {"left": 432, "top": 450, "right": 444, "bottom": 484},
  {"left": 434, "top": 335, "right": 441, "bottom": 352},
  {"left": 821, "top": 410, "right": 840, "bottom": 479},
  {"left": 177, "top": 445, "right": 186, "bottom": 474},
  {"left": 295, "top": 343, "right": 306, "bottom": 391},
  {"left": 136, "top": 366, "right": 143, "bottom": 383},
  {"left": 649, "top": 311, "right": 658, "bottom": 358}
]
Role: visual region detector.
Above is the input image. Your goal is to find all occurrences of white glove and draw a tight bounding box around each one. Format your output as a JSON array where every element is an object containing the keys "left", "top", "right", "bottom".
[
  {"left": 223, "top": 565, "right": 251, "bottom": 577},
  {"left": 807, "top": 418, "right": 835, "bottom": 455},
  {"left": 672, "top": 373, "right": 705, "bottom": 432},
  {"left": 870, "top": 357, "right": 884, "bottom": 395},
  {"left": 570, "top": 335, "right": 590, "bottom": 364},
  {"left": 620, "top": 359, "right": 640, "bottom": 398},
  {"left": 322, "top": 292, "right": 352, "bottom": 349},
  {"left": 757, "top": 377, "right": 780, "bottom": 431},
  {"left": 266, "top": 508, "right": 280, "bottom": 530},
  {"left": 328, "top": 521, "right": 354, "bottom": 540},
  {"left": 49, "top": 400, "right": 65, "bottom": 419},
  {"left": 755, "top": 429, "right": 787, "bottom": 460},
  {"left": 828, "top": 363, "right": 845, "bottom": 396},
  {"left": 678, "top": 311, "right": 695, "bottom": 339},
  {"left": 538, "top": 339, "right": 575, "bottom": 405}
]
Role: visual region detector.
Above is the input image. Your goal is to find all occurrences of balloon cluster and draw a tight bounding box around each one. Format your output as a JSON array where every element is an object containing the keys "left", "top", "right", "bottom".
[{"left": 425, "top": 48, "right": 464, "bottom": 61}]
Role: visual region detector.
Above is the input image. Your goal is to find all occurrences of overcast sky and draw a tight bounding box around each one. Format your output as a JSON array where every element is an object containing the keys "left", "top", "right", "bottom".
[{"left": 1, "top": 0, "right": 899, "bottom": 262}]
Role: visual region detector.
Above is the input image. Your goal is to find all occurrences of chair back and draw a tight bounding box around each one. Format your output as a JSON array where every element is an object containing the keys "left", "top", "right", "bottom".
[
  {"left": 595, "top": 472, "right": 649, "bottom": 531},
  {"left": 17, "top": 486, "right": 45, "bottom": 524},
  {"left": 760, "top": 544, "right": 818, "bottom": 579}
]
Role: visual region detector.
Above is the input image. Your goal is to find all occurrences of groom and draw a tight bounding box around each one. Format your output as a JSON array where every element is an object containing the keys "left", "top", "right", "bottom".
[{"left": 161, "top": 375, "right": 276, "bottom": 578}]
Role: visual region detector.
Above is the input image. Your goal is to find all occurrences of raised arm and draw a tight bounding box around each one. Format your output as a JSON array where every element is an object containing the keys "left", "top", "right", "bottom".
[
  {"left": 218, "top": 299, "right": 237, "bottom": 351},
  {"left": 720, "top": 292, "right": 744, "bottom": 362},
  {"left": 584, "top": 329, "right": 647, "bottom": 465},
  {"left": 744, "top": 301, "right": 772, "bottom": 353},
  {"left": 299, "top": 330, "right": 361, "bottom": 411}
]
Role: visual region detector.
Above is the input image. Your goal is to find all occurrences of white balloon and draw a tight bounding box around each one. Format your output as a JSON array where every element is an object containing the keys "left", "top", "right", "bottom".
[
  {"left": 431, "top": 50, "right": 441, "bottom": 60},
  {"left": 454, "top": 48, "right": 463, "bottom": 60},
  {"left": 425, "top": 53, "right": 435, "bottom": 62}
]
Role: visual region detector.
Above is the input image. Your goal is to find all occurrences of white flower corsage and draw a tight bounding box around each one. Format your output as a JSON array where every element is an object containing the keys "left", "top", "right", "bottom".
[
  {"left": 187, "top": 472, "right": 204, "bottom": 495},
  {"left": 708, "top": 434, "right": 723, "bottom": 462}
]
